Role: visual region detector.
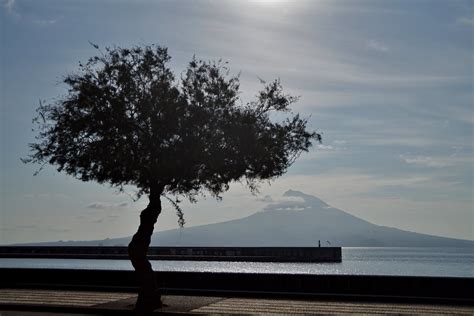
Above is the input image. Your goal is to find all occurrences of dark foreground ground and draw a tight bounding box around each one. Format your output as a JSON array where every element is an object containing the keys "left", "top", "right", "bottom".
[
  {"left": 1, "top": 288, "right": 473, "bottom": 315},
  {"left": 2, "top": 268, "right": 473, "bottom": 314}
]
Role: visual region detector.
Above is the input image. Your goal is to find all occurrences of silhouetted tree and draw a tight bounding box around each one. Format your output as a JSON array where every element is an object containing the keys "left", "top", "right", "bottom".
[{"left": 24, "top": 44, "right": 320, "bottom": 313}]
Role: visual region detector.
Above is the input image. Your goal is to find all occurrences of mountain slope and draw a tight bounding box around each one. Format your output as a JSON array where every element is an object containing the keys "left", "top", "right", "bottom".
[
  {"left": 22, "top": 190, "right": 473, "bottom": 247},
  {"left": 146, "top": 190, "right": 472, "bottom": 247}
]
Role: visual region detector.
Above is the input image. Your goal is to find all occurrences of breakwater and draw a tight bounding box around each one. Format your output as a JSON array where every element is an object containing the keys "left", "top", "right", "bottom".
[{"left": 0, "top": 246, "right": 341, "bottom": 262}]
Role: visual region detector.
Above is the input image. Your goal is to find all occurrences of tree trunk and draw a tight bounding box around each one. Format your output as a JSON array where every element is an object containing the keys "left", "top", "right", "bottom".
[{"left": 128, "top": 185, "right": 164, "bottom": 313}]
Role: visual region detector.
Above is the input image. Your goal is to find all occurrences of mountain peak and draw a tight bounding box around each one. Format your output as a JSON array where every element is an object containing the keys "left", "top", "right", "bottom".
[
  {"left": 19, "top": 188, "right": 474, "bottom": 247},
  {"left": 283, "top": 190, "right": 329, "bottom": 208}
]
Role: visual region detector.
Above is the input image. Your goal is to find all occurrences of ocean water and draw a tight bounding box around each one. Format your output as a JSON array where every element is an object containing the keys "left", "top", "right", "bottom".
[{"left": 0, "top": 247, "right": 472, "bottom": 278}]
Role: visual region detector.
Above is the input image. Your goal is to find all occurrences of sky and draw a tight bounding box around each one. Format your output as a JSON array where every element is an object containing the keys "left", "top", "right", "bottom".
[{"left": 0, "top": 0, "right": 472, "bottom": 244}]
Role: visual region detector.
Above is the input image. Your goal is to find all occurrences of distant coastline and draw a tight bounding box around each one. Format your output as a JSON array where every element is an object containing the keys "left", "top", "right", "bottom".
[{"left": 10, "top": 191, "right": 473, "bottom": 248}]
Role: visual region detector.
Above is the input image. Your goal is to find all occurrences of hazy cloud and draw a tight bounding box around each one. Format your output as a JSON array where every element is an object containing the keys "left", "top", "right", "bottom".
[
  {"left": 33, "top": 18, "right": 59, "bottom": 25},
  {"left": 264, "top": 201, "right": 306, "bottom": 212},
  {"left": 3, "top": 0, "right": 15, "bottom": 14},
  {"left": 15, "top": 224, "right": 37, "bottom": 229},
  {"left": 86, "top": 203, "right": 109, "bottom": 209},
  {"left": 400, "top": 155, "right": 454, "bottom": 168},
  {"left": 0, "top": 227, "right": 16, "bottom": 231},
  {"left": 86, "top": 202, "right": 129, "bottom": 210},
  {"left": 457, "top": 16, "right": 474, "bottom": 26},
  {"left": 48, "top": 227, "right": 70, "bottom": 233},
  {"left": 256, "top": 194, "right": 311, "bottom": 209},
  {"left": 261, "top": 195, "right": 305, "bottom": 210},
  {"left": 366, "top": 39, "right": 389, "bottom": 52},
  {"left": 89, "top": 215, "right": 119, "bottom": 223},
  {"left": 256, "top": 195, "right": 273, "bottom": 202},
  {"left": 23, "top": 193, "right": 70, "bottom": 200},
  {"left": 272, "top": 173, "right": 434, "bottom": 201},
  {"left": 317, "top": 144, "right": 334, "bottom": 150},
  {"left": 13, "top": 225, "right": 69, "bottom": 233},
  {"left": 3, "top": 0, "right": 60, "bottom": 25}
]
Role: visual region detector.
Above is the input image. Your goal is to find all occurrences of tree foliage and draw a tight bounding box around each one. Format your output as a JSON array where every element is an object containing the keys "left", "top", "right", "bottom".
[{"left": 24, "top": 44, "right": 320, "bottom": 214}]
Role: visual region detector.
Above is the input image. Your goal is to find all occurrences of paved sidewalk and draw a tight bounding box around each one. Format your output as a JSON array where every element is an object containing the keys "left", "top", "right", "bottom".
[{"left": 1, "top": 288, "right": 473, "bottom": 315}]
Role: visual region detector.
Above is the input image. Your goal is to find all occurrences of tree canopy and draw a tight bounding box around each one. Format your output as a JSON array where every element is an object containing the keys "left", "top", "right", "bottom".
[{"left": 25, "top": 44, "right": 320, "bottom": 210}]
